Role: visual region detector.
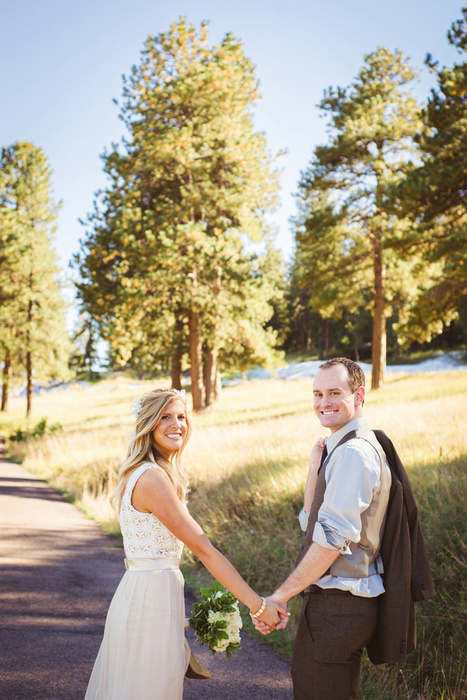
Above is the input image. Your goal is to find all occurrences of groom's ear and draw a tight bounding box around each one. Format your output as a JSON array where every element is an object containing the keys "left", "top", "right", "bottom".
[{"left": 355, "top": 386, "right": 365, "bottom": 407}]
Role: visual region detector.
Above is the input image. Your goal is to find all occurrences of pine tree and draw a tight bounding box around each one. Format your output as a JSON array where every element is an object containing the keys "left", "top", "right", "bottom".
[
  {"left": 0, "top": 142, "right": 71, "bottom": 415},
  {"left": 70, "top": 312, "right": 102, "bottom": 380},
  {"left": 399, "top": 8, "right": 467, "bottom": 342},
  {"left": 293, "top": 48, "right": 423, "bottom": 387},
  {"left": 76, "top": 19, "right": 280, "bottom": 408},
  {"left": 257, "top": 242, "right": 290, "bottom": 349}
]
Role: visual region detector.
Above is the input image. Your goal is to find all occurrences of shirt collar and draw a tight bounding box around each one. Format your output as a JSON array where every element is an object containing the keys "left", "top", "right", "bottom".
[{"left": 325, "top": 417, "right": 368, "bottom": 452}]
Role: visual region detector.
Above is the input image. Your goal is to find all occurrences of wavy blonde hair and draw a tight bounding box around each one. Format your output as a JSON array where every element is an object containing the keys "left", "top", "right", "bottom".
[{"left": 110, "top": 389, "right": 191, "bottom": 511}]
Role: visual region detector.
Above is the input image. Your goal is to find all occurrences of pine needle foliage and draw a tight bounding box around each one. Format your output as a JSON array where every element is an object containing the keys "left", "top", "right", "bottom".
[{"left": 75, "top": 19, "right": 281, "bottom": 408}]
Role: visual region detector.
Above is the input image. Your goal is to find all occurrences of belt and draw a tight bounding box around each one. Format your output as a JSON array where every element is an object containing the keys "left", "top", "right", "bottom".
[
  {"left": 124, "top": 557, "right": 181, "bottom": 571},
  {"left": 301, "top": 584, "right": 353, "bottom": 597}
]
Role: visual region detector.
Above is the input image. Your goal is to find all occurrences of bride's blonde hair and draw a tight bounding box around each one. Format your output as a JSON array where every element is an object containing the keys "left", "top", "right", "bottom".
[{"left": 110, "top": 389, "right": 191, "bottom": 510}]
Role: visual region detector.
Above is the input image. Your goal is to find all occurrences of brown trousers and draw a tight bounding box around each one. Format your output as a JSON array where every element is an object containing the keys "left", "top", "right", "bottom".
[{"left": 291, "top": 589, "right": 378, "bottom": 700}]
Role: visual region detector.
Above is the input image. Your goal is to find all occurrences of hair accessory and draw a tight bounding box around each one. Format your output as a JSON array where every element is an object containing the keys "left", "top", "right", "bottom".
[
  {"left": 130, "top": 388, "right": 187, "bottom": 418},
  {"left": 171, "top": 388, "right": 187, "bottom": 401},
  {"left": 130, "top": 395, "right": 144, "bottom": 417}
]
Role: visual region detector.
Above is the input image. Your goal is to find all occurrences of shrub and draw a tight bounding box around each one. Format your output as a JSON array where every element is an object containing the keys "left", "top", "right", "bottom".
[{"left": 9, "top": 417, "right": 62, "bottom": 442}]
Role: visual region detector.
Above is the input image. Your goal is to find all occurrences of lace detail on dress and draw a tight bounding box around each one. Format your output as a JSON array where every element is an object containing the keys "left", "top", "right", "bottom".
[{"left": 119, "top": 463, "right": 184, "bottom": 559}]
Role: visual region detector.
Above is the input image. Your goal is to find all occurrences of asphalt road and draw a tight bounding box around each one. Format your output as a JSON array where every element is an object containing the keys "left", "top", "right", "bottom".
[{"left": 0, "top": 446, "right": 293, "bottom": 700}]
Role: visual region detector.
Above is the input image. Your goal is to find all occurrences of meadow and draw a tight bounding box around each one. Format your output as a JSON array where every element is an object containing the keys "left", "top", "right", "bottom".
[{"left": 2, "top": 370, "right": 466, "bottom": 699}]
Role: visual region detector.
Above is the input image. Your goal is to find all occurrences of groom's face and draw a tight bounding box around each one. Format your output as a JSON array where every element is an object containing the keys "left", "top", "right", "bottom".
[{"left": 313, "top": 365, "right": 365, "bottom": 433}]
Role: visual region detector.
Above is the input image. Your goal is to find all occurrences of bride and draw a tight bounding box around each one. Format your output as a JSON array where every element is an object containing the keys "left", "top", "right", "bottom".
[{"left": 84, "top": 388, "right": 287, "bottom": 700}]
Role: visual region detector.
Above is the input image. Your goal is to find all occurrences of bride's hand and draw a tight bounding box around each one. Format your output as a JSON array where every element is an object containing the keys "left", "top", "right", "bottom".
[{"left": 252, "top": 599, "right": 289, "bottom": 634}]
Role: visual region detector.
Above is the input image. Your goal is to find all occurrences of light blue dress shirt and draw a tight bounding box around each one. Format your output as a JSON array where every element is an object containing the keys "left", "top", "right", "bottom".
[{"left": 299, "top": 417, "right": 386, "bottom": 597}]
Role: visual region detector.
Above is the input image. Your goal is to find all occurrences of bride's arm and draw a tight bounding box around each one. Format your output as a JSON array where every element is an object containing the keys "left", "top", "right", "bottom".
[{"left": 133, "top": 469, "right": 287, "bottom": 628}]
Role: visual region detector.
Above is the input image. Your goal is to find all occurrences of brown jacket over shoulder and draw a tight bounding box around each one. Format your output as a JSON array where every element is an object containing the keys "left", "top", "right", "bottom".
[{"left": 367, "top": 430, "right": 435, "bottom": 664}]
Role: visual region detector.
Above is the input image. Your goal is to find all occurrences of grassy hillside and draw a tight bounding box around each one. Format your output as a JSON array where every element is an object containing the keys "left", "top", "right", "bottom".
[{"left": 2, "top": 371, "right": 466, "bottom": 699}]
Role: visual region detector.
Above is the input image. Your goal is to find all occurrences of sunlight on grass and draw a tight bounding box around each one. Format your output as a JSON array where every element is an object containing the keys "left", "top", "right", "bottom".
[{"left": 2, "top": 369, "right": 467, "bottom": 699}]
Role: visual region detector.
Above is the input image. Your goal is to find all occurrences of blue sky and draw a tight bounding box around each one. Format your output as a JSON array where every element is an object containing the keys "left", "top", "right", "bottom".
[{"left": 1, "top": 0, "right": 463, "bottom": 284}]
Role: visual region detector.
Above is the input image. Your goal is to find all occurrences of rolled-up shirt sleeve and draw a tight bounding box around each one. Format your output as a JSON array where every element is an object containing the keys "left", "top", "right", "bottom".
[
  {"left": 312, "top": 441, "right": 381, "bottom": 554},
  {"left": 298, "top": 507, "right": 309, "bottom": 532}
]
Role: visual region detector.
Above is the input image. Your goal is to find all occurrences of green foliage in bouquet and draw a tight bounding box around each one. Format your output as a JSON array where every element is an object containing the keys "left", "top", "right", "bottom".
[{"left": 189, "top": 581, "right": 242, "bottom": 660}]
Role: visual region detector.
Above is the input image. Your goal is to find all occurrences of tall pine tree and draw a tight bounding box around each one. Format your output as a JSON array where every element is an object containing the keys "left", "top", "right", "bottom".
[
  {"left": 293, "top": 48, "right": 423, "bottom": 388},
  {"left": 76, "top": 19, "right": 280, "bottom": 409},
  {"left": 0, "top": 142, "right": 71, "bottom": 415},
  {"left": 399, "top": 8, "right": 467, "bottom": 342}
]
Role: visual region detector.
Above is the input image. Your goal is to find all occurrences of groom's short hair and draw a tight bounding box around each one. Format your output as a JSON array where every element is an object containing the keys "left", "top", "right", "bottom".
[{"left": 318, "top": 357, "right": 365, "bottom": 394}]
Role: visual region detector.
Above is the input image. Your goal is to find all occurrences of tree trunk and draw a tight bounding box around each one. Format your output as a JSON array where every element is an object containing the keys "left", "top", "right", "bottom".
[
  {"left": 324, "top": 318, "right": 330, "bottom": 360},
  {"left": 26, "top": 350, "right": 33, "bottom": 417},
  {"left": 171, "top": 317, "right": 184, "bottom": 390},
  {"left": 318, "top": 318, "right": 329, "bottom": 360},
  {"left": 136, "top": 356, "right": 143, "bottom": 381},
  {"left": 203, "top": 345, "right": 220, "bottom": 407},
  {"left": 318, "top": 323, "right": 324, "bottom": 361},
  {"left": 203, "top": 269, "right": 222, "bottom": 407},
  {"left": 187, "top": 308, "right": 205, "bottom": 410},
  {"left": 214, "top": 368, "right": 222, "bottom": 401},
  {"left": 299, "top": 312, "right": 307, "bottom": 352},
  {"left": 1, "top": 350, "right": 12, "bottom": 412},
  {"left": 171, "top": 353, "right": 182, "bottom": 390},
  {"left": 26, "top": 298, "right": 33, "bottom": 417},
  {"left": 203, "top": 350, "right": 210, "bottom": 407},
  {"left": 299, "top": 291, "right": 310, "bottom": 352},
  {"left": 371, "top": 236, "right": 386, "bottom": 390}
]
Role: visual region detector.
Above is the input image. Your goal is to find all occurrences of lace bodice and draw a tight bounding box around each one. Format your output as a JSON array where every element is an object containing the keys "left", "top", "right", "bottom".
[{"left": 119, "top": 463, "right": 184, "bottom": 559}]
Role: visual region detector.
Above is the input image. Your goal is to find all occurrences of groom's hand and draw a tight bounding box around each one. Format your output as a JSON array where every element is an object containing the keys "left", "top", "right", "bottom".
[{"left": 268, "top": 596, "right": 289, "bottom": 630}]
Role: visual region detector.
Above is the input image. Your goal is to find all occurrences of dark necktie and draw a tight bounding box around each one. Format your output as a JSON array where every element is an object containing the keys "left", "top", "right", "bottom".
[{"left": 319, "top": 445, "right": 328, "bottom": 471}]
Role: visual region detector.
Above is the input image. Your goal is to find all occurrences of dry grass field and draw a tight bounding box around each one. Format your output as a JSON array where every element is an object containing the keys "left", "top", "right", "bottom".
[{"left": 2, "top": 369, "right": 466, "bottom": 699}]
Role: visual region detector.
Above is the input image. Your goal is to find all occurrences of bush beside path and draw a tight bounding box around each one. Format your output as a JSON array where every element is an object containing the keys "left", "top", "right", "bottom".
[{"left": 0, "top": 444, "right": 292, "bottom": 700}]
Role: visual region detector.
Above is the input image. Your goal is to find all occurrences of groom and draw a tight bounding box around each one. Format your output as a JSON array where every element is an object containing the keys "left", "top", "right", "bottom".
[{"left": 257, "top": 358, "right": 392, "bottom": 700}]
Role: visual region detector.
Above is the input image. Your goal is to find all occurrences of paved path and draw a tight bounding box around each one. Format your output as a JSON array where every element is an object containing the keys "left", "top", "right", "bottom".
[{"left": 0, "top": 447, "right": 293, "bottom": 699}]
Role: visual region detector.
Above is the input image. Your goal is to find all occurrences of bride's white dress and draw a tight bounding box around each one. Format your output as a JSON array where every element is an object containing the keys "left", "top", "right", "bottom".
[{"left": 84, "top": 463, "right": 190, "bottom": 699}]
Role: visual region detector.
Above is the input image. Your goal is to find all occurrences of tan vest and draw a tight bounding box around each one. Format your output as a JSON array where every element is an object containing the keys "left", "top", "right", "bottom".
[{"left": 296, "top": 426, "right": 392, "bottom": 579}]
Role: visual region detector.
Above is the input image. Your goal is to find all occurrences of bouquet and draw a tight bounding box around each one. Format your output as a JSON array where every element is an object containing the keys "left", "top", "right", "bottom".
[{"left": 189, "top": 581, "right": 242, "bottom": 660}]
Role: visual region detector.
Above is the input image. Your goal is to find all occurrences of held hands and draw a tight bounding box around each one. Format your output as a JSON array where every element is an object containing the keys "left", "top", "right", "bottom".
[
  {"left": 250, "top": 596, "right": 289, "bottom": 635},
  {"left": 250, "top": 441, "right": 326, "bottom": 637}
]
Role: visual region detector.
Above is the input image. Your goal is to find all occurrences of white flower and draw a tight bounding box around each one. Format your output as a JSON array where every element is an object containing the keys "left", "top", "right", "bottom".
[
  {"left": 190, "top": 583, "right": 242, "bottom": 659},
  {"left": 130, "top": 395, "right": 143, "bottom": 417},
  {"left": 208, "top": 610, "right": 226, "bottom": 624},
  {"left": 213, "top": 638, "right": 230, "bottom": 652}
]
